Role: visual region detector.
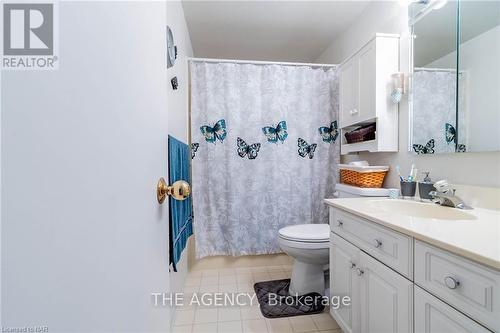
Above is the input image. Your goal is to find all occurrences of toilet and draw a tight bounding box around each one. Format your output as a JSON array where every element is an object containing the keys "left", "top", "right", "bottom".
[
  {"left": 279, "top": 223, "right": 330, "bottom": 296},
  {"left": 278, "top": 183, "right": 389, "bottom": 296}
]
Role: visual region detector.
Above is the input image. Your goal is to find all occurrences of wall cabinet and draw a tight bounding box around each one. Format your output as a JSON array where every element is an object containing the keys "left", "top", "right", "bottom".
[
  {"left": 329, "top": 207, "right": 497, "bottom": 333},
  {"left": 339, "top": 57, "right": 360, "bottom": 127},
  {"left": 339, "top": 34, "right": 399, "bottom": 154}
]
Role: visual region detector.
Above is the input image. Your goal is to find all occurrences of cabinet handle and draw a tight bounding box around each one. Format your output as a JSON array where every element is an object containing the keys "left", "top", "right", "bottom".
[
  {"left": 356, "top": 268, "right": 364, "bottom": 276},
  {"left": 350, "top": 109, "right": 359, "bottom": 115},
  {"left": 373, "top": 239, "right": 382, "bottom": 248},
  {"left": 444, "top": 276, "right": 460, "bottom": 289},
  {"left": 337, "top": 220, "right": 344, "bottom": 227},
  {"left": 349, "top": 261, "right": 356, "bottom": 269}
]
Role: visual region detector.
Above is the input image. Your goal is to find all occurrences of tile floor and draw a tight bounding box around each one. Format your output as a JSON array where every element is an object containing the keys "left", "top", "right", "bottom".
[{"left": 173, "top": 265, "right": 341, "bottom": 333}]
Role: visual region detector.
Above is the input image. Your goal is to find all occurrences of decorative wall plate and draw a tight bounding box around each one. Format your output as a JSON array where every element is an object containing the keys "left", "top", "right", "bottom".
[{"left": 167, "top": 26, "right": 177, "bottom": 68}]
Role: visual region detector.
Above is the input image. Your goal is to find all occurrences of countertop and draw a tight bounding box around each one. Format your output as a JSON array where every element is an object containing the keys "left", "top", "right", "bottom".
[{"left": 324, "top": 197, "right": 500, "bottom": 270}]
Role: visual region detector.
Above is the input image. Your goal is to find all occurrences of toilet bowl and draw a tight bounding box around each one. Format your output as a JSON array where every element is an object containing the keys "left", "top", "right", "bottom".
[
  {"left": 278, "top": 183, "right": 390, "bottom": 296},
  {"left": 278, "top": 224, "right": 330, "bottom": 296}
]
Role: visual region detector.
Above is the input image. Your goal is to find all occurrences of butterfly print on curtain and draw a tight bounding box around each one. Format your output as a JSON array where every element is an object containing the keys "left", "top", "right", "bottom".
[
  {"left": 262, "top": 121, "right": 288, "bottom": 144},
  {"left": 200, "top": 119, "right": 227, "bottom": 143}
]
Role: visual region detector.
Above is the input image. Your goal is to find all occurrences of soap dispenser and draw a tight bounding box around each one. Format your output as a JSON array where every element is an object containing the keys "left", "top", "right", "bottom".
[{"left": 418, "top": 172, "right": 436, "bottom": 200}]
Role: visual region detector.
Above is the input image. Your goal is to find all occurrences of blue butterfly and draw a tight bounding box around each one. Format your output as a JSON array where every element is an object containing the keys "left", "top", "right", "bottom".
[
  {"left": 200, "top": 119, "right": 227, "bottom": 143},
  {"left": 297, "top": 138, "right": 317, "bottom": 159},
  {"left": 445, "top": 123, "right": 456, "bottom": 144},
  {"left": 262, "top": 120, "right": 288, "bottom": 144},
  {"left": 190, "top": 143, "right": 199, "bottom": 159},
  {"left": 237, "top": 137, "right": 261, "bottom": 160},
  {"left": 318, "top": 121, "right": 339, "bottom": 143}
]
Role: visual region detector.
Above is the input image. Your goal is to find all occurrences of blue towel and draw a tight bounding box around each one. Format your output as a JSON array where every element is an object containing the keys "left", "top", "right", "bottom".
[{"left": 168, "top": 135, "right": 193, "bottom": 271}]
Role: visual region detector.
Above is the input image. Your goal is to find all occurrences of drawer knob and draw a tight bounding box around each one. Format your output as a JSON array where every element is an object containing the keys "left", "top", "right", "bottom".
[
  {"left": 337, "top": 220, "right": 344, "bottom": 227},
  {"left": 373, "top": 239, "right": 382, "bottom": 248},
  {"left": 349, "top": 261, "right": 356, "bottom": 269},
  {"left": 444, "top": 276, "right": 460, "bottom": 289},
  {"left": 350, "top": 109, "right": 359, "bottom": 115},
  {"left": 356, "top": 268, "right": 364, "bottom": 276}
]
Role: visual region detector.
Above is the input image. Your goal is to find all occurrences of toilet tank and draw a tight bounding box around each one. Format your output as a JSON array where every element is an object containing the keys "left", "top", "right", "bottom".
[{"left": 335, "top": 183, "right": 389, "bottom": 198}]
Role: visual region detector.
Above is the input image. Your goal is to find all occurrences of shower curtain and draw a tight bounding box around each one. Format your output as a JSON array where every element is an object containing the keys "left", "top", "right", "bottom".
[
  {"left": 412, "top": 70, "right": 467, "bottom": 153},
  {"left": 190, "top": 61, "right": 339, "bottom": 258}
]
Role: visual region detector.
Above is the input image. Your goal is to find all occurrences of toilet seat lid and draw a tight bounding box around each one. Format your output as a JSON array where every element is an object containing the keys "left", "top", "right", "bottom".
[{"left": 278, "top": 224, "right": 330, "bottom": 242}]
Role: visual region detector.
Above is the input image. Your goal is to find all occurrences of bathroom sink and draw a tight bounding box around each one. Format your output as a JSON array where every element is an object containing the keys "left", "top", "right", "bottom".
[{"left": 368, "top": 200, "right": 477, "bottom": 220}]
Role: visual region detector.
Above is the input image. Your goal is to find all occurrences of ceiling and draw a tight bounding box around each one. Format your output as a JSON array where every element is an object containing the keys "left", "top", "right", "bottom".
[{"left": 181, "top": 1, "right": 371, "bottom": 62}]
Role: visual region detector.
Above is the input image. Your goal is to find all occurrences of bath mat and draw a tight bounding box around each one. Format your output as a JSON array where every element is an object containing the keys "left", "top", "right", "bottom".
[{"left": 253, "top": 279, "right": 325, "bottom": 318}]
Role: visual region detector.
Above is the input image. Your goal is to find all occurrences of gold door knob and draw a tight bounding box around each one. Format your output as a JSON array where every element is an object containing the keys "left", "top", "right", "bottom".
[{"left": 156, "top": 178, "right": 191, "bottom": 204}]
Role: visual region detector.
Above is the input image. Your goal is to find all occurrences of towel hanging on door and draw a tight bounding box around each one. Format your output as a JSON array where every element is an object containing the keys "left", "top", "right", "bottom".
[{"left": 168, "top": 135, "right": 193, "bottom": 271}]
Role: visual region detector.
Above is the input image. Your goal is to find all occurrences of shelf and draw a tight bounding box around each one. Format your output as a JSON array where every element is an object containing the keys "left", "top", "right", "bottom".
[{"left": 341, "top": 139, "right": 378, "bottom": 154}]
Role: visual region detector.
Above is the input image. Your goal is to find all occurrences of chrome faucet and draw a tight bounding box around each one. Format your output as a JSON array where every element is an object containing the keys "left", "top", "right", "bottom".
[{"left": 429, "top": 188, "right": 470, "bottom": 210}]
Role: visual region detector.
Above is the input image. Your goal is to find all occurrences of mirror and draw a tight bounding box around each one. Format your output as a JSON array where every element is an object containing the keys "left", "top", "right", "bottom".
[
  {"left": 409, "top": 0, "right": 500, "bottom": 154},
  {"left": 459, "top": 1, "right": 500, "bottom": 152}
]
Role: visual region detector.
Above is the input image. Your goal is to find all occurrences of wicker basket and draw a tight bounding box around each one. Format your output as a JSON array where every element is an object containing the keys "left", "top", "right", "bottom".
[{"left": 339, "top": 164, "right": 389, "bottom": 188}]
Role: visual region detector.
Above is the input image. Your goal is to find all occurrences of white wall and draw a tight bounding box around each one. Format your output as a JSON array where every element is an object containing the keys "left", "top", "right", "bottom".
[
  {"left": 316, "top": 1, "right": 500, "bottom": 189},
  {"left": 168, "top": 1, "right": 193, "bottom": 141},
  {"left": 166, "top": 0, "right": 194, "bottom": 324},
  {"left": 2, "top": 2, "right": 171, "bottom": 332},
  {"left": 426, "top": 26, "right": 500, "bottom": 152}
]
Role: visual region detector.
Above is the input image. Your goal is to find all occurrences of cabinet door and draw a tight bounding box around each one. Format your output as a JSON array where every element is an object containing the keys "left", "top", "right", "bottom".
[
  {"left": 414, "top": 286, "right": 491, "bottom": 333},
  {"left": 359, "top": 251, "right": 413, "bottom": 333},
  {"left": 330, "top": 233, "right": 360, "bottom": 333},
  {"left": 339, "top": 55, "right": 359, "bottom": 128},
  {"left": 358, "top": 40, "right": 376, "bottom": 123}
]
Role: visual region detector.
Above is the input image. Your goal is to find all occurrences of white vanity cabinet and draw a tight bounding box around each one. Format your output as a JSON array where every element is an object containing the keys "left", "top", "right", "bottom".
[
  {"left": 339, "top": 34, "right": 399, "bottom": 154},
  {"left": 358, "top": 250, "right": 413, "bottom": 333},
  {"left": 414, "top": 240, "right": 500, "bottom": 330},
  {"left": 415, "top": 286, "right": 491, "bottom": 333},
  {"left": 330, "top": 233, "right": 413, "bottom": 333},
  {"left": 329, "top": 206, "right": 498, "bottom": 333},
  {"left": 331, "top": 208, "right": 413, "bottom": 279},
  {"left": 330, "top": 233, "right": 360, "bottom": 333}
]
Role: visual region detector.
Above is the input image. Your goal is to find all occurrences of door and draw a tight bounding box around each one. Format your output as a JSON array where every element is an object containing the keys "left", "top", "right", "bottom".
[
  {"left": 358, "top": 251, "right": 413, "bottom": 333},
  {"left": 414, "top": 286, "right": 491, "bottom": 333},
  {"left": 1, "top": 2, "right": 171, "bottom": 332},
  {"left": 339, "top": 55, "right": 359, "bottom": 128},
  {"left": 330, "top": 233, "right": 360, "bottom": 333}
]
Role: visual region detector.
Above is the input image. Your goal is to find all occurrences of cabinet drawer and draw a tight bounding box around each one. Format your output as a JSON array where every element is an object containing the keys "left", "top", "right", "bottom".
[
  {"left": 415, "top": 286, "right": 491, "bottom": 333},
  {"left": 415, "top": 240, "right": 500, "bottom": 332},
  {"left": 330, "top": 208, "right": 413, "bottom": 279}
]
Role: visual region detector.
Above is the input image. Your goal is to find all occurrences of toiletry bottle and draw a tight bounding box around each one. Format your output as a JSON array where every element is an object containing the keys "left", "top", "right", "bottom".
[
  {"left": 423, "top": 172, "right": 431, "bottom": 183},
  {"left": 418, "top": 172, "right": 436, "bottom": 200}
]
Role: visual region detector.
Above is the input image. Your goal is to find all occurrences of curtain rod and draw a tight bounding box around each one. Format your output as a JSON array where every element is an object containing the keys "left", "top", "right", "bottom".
[
  {"left": 188, "top": 57, "right": 337, "bottom": 68},
  {"left": 414, "top": 67, "right": 457, "bottom": 72}
]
